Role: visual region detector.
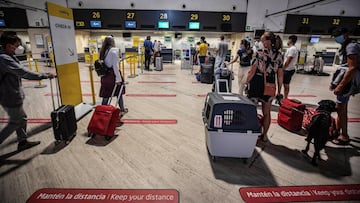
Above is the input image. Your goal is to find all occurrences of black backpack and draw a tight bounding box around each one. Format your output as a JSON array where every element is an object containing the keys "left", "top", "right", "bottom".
[{"left": 94, "top": 50, "right": 110, "bottom": 76}]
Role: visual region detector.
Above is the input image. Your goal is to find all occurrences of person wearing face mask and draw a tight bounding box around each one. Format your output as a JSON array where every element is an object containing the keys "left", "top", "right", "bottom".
[
  {"left": 252, "top": 36, "right": 264, "bottom": 54},
  {"left": 0, "top": 31, "right": 55, "bottom": 150},
  {"left": 226, "top": 39, "right": 253, "bottom": 95},
  {"left": 330, "top": 27, "right": 359, "bottom": 145},
  {"left": 281, "top": 35, "right": 298, "bottom": 99},
  {"left": 15, "top": 44, "right": 25, "bottom": 55},
  {"left": 245, "top": 32, "right": 284, "bottom": 142}
]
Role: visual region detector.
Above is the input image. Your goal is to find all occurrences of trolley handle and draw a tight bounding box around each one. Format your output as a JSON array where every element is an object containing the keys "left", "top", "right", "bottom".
[
  {"left": 107, "top": 83, "right": 125, "bottom": 106},
  {"left": 49, "top": 76, "right": 60, "bottom": 111}
]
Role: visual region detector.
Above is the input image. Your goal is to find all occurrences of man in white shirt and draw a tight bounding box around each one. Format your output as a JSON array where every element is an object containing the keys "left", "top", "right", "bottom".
[{"left": 282, "top": 35, "right": 298, "bottom": 99}]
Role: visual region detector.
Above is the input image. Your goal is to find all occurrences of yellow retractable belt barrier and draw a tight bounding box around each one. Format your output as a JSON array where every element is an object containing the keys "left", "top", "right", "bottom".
[
  {"left": 34, "top": 60, "right": 47, "bottom": 88},
  {"left": 89, "top": 54, "right": 96, "bottom": 105},
  {"left": 119, "top": 59, "right": 125, "bottom": 82},
  {"left": 128, "top": 56, "right": 137, "bottom": 78},
  {"left": 27, "top": 58, "right": 33, "bottom": 71},
  {"left": 50, "top": 52, "right": 55, "bottom": 67}
]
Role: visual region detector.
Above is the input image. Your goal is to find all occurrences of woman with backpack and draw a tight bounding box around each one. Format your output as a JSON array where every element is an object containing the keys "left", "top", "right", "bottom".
[
  {"left": 99, "top": 36, "right": 127, "bottom": 114},
  {"left": 245, "top": 32, "right": 284, "bottom": 142}
]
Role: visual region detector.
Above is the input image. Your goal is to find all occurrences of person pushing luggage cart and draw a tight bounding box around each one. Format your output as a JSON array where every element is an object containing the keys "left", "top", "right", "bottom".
[{"left": 213, "top": 63, "right": 233, "bottom": 93}]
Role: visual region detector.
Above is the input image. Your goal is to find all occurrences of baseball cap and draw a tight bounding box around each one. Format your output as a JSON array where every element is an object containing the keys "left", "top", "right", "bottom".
[{"left": 331, "top": 27, "right": 349, "bottom": 37}]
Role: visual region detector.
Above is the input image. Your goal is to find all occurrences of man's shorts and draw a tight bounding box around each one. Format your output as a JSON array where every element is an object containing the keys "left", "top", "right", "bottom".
[
  {"left": 283, "top": 70, "right": 296, "bottom": 84},
  {"left": 336, "top": 95, "right": 350, "bottom": 104}
]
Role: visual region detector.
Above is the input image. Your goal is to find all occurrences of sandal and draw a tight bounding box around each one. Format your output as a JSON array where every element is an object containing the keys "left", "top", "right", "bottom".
[
  {"left": 332, "top": 134, "right": 350, "bottom": 145},
  {"left": 257, "top": 134, "right": 268, "bottom": 142}
]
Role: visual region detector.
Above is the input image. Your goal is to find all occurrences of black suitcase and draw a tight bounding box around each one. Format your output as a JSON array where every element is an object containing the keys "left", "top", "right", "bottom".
[
  {"left": 208, "top": 56, "right": 216, "bottom": 67},
  {"left": 51, "top": 105, "right": 77, "bottom": 143},
  {"left": 49, "top": 78, "right": 77, "bottom": 144},
  {"left": 200, "top": 63, "right": 214, "bottom": 84}
]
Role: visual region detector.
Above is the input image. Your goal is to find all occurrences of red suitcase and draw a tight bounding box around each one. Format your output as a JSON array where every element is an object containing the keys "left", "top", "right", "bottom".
[
  {"left": 87, "top": 84, "right": 123, "bottom": 140},
  {"left": 278, "top": 98, "right": 305, "bottom": 132}
]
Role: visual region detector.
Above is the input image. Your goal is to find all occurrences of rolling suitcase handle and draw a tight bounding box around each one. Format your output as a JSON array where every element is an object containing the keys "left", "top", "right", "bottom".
[
  {"left": 49, "top": 76, "right": 60, "bottom": 111},
  {"left": 49, "top": 76, "right": 62, "bottom": 132},
  {"left": 107, "top": 83, "right": 125, "bottom": 106}
]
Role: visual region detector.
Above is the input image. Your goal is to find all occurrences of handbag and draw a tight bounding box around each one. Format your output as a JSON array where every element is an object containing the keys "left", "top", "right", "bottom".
[{"left": 263, "top": 71, "right": 276, "bottom": 97}]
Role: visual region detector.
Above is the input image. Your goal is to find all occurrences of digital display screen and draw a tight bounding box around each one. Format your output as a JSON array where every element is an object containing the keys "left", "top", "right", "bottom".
[
  {"left": 310, "top": 36, "right": 320, "bottom": 43},
  {"left": 90, "top": 20, "right": 101, "bottom": 28},
  {"left": 158, "top": 21, "right": 169, "bottom": 29},
  {"left": 254, "top": 29, "right": 265, "bottom": 37},
  {"left": 125, "top": 21, "right": 136, "bottom": 28},
  {"left": 0, "top": 19, "right": 5, "bottom": 27},
  {"left": 189, "top": 22, "right": 200, "bottom": 30}
]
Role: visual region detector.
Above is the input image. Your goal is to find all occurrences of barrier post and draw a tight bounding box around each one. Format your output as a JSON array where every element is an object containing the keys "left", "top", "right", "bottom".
[
  {"left": 190, "top": 54, "right": 193, "bottom": 75},
  {"left": 89, "top": 54, "right": 96, "bottom": 105},
  {"left": 128, "top": 57, "right": 136, "bottom": 78},
  {"left": 50, "top": 52, "right": 55, "bottom": 67},
  {"left": 119, "top": 60, "right": 125, "bottom": 82},
  {"left": 28, "top": 58, "right": 33, "bottom": 71},
  {"left": 34, "top": 60, "right": 47, "bottom": 88},
  {"left": 139, "top": 53, "right": 144, "bottom": 74},
  {"left": 132, "top": 57, "right": 136, "bottom": 76}
]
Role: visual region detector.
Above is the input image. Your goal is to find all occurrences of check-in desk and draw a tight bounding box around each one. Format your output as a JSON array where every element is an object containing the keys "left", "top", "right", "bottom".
[{"left": 160, "top": 48, "right": 173, "bottom": 63}]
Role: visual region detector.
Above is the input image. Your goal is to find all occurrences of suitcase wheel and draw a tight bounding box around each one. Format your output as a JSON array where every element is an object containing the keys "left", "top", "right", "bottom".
[
  {"left": 105, "top": 136, "right": 112, "bottom": 141},
  {"left": 88, "top": 132, "right": 95, "bottom": 138},
  {"left": 212, "top": 156, "right": 217, "bottom": 162}
]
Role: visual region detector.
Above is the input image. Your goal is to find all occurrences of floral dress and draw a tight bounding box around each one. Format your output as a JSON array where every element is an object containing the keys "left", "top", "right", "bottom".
[{"left": 247, "top": 48, "right": 283, "bottom": 102}]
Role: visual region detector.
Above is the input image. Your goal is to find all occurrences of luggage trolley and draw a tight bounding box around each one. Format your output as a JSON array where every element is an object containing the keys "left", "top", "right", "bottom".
[
  {"left": 213, "top": 65, "right": 233, "bottom": 93},
  {"left": 202, "top": 92, "right": 261, "bottom": 162}
]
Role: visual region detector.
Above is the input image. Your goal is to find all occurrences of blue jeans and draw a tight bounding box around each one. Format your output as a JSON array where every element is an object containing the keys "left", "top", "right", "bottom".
[
  {"left": 0, "top": 105, "right": 28, "bottom": 144},
  {"left": 214, "top": 56, "right": 225, "bottom": 69}
]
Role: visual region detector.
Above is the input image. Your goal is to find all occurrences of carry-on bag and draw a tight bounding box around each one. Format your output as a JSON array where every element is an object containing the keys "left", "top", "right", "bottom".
[
  {"left": 213, "top": 66, "right": 233, "bottom": 92},
  {"left": 155, "top": 56, "right": 163, "bottom": 71},
  {"left": 278, "top": 98, "right": 306, "bottom": 132},
  {"left": 49, "top": 78, "right": 77, "bottom": 144},
  {"left": 202, "top": 93, "right": 261, "bottom": 161},
  {"left": 200, "top": 63, "right": 214, "bottom": 84},
  {"left": 87, "top": 84, "right": 124, "bottom": 140}
]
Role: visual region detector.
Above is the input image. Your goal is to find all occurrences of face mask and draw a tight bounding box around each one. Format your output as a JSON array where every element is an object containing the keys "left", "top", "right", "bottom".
[
  {"left": 258, "top": 41, "right": 264, "bottom": 50},
  {"left": 15, "top": 45, "right": 24, "bottom": 55},
  {"left": 335, "top": 35, "right": 345, "bottom": 44}
]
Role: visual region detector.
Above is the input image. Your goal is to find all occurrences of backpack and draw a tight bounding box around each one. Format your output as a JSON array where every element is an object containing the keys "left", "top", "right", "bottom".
[
  {"left": 94, "top": 51, "right": 110, "bottom": 77},
  {"left": 344, "top": 68, "right": 360, "bottom": 96},
  {"left": 144, "top": 41, "right": 151, "bottom": 53},
  {"left": 239, "top": 49, "right": 253, "bottom": 67},
  {"left": 331, "top": 65, "right": 360, "bottom": 97},
  {"left": 331, "top": 41, "right": 360, "bottom": 97},
  {"left": 145, "top": 46, "right": 150, "bottom": 53}
]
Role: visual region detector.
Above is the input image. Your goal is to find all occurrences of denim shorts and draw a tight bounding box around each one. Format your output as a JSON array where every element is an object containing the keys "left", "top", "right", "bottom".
[{"left": 336, "top": 95, "right": 350, "bottom": 104}]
